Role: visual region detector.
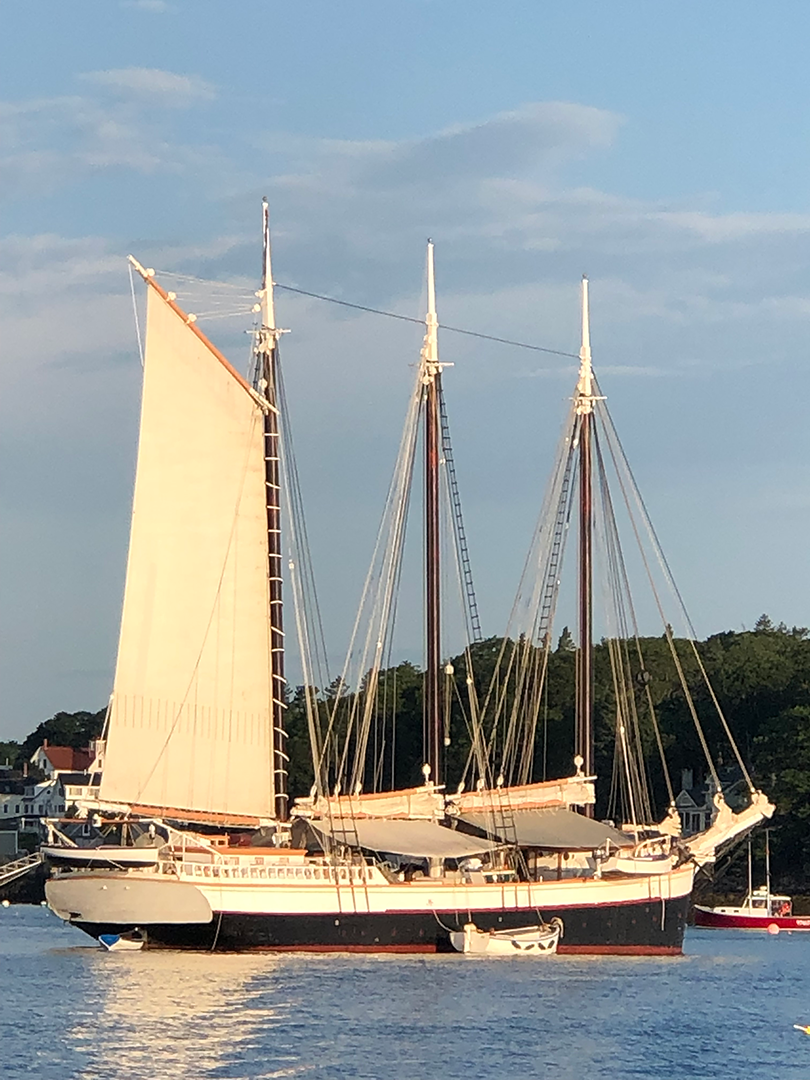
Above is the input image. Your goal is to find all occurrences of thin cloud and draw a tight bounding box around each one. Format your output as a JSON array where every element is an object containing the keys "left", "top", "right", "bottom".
[
  {"left": 119, "top": 0, "right": 170, "bottom": 10},
  {"left": 0, "top": 72, "right": 222, "bottom": 198},
  {"left": 80, "top": 67, "right": 215, "bottom": 105}
]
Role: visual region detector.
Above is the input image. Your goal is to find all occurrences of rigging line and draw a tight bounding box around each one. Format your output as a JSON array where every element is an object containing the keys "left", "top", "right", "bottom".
[
  {"left": 595, "top": 398, "right": 721, "bottom": 792},
  {"left": 592, "top": 429, "right": 656, "bottom": 825},
  {"left": 273, "top": 283, "right": 580, "bottom": 358},
  {"left": 186, "top": 308, "right": 257, "bottom": 320},
  {"left": 277, "top": 357, "right": 331, "bottom": 684},
  {"left": 153, "top": 270, "right": 253, "bottom": 291},
  {"left": 350, "top": 409, "right": 420, "bottom": 791},
  {"left": 150, "top": 268, "right": 580, "bottom": 357},
  {"left": 475, "top": 410, "right": 577, "bottom": 779},
  {"left": 595, "top": 387, "right": 754, "bottom": 792},
  {"left": 128, "top": 263, "right": 144, "bottom": 368},
  {"left": 319, "top": 372, "right": 423, "bottom": 785}
]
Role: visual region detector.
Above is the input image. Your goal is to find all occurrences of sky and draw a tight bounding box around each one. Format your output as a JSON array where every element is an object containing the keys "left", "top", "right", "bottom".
[{"left": 3, "top": 1, "right": 810, "bottom": 739}]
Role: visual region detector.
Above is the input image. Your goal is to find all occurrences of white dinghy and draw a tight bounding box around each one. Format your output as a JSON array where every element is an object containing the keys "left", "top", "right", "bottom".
[
  {"left": 450, "top": 918, "right": 562, "bottom": 956},
  {"left": 98, "top": 930, "right": 146, "bottom": 952}
]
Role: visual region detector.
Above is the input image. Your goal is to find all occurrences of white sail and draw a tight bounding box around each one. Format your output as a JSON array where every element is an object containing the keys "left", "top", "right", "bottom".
[{"left": 100, "top": 280, "right": 276, "bottom": 820}]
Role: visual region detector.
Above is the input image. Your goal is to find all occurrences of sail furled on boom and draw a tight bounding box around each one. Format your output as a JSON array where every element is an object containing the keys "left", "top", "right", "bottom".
[{"left": 100, "top": 280, "right": 277, "bottom": 820}]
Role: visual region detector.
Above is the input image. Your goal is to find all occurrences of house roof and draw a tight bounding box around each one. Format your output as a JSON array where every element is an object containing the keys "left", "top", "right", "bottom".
[
  {"left": 676, "top": 788, "right": 710, "bottom": 809},
  {"left": 33, "top": 745, "right": 93, "bottom": 772}
]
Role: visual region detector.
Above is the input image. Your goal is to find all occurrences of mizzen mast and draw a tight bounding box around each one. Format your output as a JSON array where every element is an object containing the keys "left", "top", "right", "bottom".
[
  {"left": 575, "top": 276, "right": 597, "bottom": 812},
  {"left": 258, "top": 198, "right": 289, "bottom": 821},
  {"left": 422, "top": 241, "right": 442, "bottom": 785}
]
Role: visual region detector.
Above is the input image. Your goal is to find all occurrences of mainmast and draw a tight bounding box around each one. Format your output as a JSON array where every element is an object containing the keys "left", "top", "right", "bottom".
[
  {"left": 575, "top": 276, "right": 596, "bottom": 813},
  {"left": 259, "top": 198, "right": 289, "bottom": 822},
  {"left": 422, "top": 241, "right": 442, "bottom": 785}
]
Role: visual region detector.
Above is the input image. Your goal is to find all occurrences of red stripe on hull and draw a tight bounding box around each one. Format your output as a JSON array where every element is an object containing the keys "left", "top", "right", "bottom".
[
  {"left": 141, "top": 941, "right": 682, "bottom": 956},
  {"left": 148, "top": 942, "right": 439, "bottom": 954}
]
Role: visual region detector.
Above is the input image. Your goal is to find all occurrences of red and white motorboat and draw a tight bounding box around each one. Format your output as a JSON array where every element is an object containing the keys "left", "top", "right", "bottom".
[
  {"left": 694, "top": 886, "right": 810, "bottom": 932},
  {"left": 695, "top": 831, "right": 810, "bottom": 932}
]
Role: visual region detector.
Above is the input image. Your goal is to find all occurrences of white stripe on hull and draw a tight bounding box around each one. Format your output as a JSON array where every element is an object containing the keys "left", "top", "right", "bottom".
[{"left": 47, "top": 863, "right": 694, "bottom": 923}]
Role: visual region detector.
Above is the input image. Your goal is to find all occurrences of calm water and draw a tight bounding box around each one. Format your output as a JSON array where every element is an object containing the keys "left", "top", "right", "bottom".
[{"left": 2, "top": 905, "right": 810, "bottom": 1079}]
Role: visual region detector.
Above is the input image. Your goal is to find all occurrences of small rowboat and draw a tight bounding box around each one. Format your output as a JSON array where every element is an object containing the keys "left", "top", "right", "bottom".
[
  {"left": 42, "top": 845, "right": 162, "bottom": 870},
  {"left": 450, "top": 919, "right": 562, "bottom": 955},
  {"left": 98, "top": 930, "right": 146, "bottom": 952}
]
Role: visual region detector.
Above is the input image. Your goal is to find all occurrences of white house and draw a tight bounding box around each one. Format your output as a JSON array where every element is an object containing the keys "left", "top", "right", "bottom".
[
  {"left": 675, "top": 769, "right": 718, "bottom": 836},
  {"left": 0, "top": 778, "right": 66, "bottom": 823}
]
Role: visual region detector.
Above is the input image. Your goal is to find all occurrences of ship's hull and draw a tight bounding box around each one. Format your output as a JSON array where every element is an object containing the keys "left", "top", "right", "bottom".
[
  {"left": 47, "top": 865, "right": 692, "bottom": 955},
  {"left": 694, "top": 905, "right": 810, "bottom": 931},
  {"left": 69, "top": 897, "right": 688, "bottom": 954}
]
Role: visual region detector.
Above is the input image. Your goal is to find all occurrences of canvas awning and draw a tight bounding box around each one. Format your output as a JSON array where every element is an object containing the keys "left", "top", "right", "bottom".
[
  {"left": 309, "top": 818, "right": 498, "bottom": 859},
  {"left": 457, "top": 807, "right": 634, "bottom": 851}
]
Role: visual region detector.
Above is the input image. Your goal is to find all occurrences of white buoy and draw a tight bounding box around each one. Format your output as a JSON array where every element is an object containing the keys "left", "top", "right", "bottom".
[{"left": 1, "top": 899, "right": 10, "bottom": 908}]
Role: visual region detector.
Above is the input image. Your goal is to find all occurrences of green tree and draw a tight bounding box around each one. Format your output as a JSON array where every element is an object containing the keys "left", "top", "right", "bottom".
[{"left": 20, "top": 709, "right": 106, "bottom": 762}]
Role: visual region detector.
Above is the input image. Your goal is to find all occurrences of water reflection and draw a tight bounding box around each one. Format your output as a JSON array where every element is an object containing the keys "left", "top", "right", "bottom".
[
  {"left": 68, "top": 950, "right": 290, "bottom": 1080},
  {"left": 0, "top": 908, "right": 298, "bottom": 1080}
]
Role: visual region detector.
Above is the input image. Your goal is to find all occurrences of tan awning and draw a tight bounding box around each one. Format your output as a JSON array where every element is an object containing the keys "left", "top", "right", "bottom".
[
  {"left": 309, "top": 818, "right": 498, "bottom": 859},
  {"left": 458, "top": 807, "right": 634, "bottom": 850}
]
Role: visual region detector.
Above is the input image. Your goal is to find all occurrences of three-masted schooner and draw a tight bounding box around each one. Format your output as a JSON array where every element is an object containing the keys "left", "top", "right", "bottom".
[{"left": 45, "top": 208, "right": 773, "bottom": 953}]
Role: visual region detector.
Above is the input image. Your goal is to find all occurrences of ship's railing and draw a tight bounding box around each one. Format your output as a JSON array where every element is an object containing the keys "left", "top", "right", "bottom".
[{"left": 177, "top": 860, "right": 371, "bottom": 884}]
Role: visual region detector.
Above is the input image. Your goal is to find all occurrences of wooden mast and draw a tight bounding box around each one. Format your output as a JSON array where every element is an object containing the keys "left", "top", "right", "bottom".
[
  {"left": 423, "top": 241, "right": 442, "bottom": 785},
  {"left": 575, "top": 276, "right": 595, "bottom": 814},
  {"left": 259, "top": 198, "right": 289, "bottom": 821}
]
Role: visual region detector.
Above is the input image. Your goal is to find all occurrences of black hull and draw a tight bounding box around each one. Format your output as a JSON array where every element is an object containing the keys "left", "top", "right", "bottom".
[{"left": 73, "top": 894, "right": 689, "bottom": 955}]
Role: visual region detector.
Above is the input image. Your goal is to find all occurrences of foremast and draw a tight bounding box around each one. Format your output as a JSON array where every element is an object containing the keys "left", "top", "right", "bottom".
[{"left": 257, "top": 199, "right": 289, "bottom": 822}]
